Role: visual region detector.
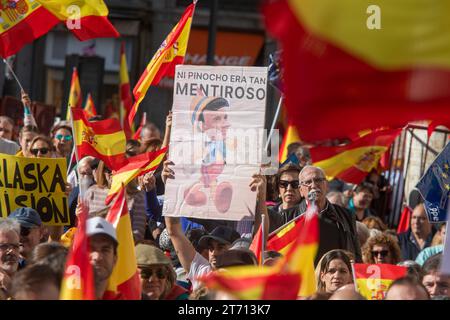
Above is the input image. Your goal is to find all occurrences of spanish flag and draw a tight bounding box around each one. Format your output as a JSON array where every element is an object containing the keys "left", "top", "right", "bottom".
[
  {"left": 119, "top": 42, "right": 133, "bottom": 139},
  {"left": 310, "top": 128, "right": 401, "bottom": 184},
  {"left": 264, "top": 0, "right": 450, "bottom": 143},
  {"left": 270, "top": 203, "right": 319, "bottom": 297},
  {"left": 353, "top": 263, "right": 407, "bottom": 300},
  {"left": 105, "top": 147, "right": 167, "bottom": 205},
  {"left": 83, "top": 93, "right": 97, "bottom": 119},
  {"left": 36, "top": 0, "right": 119, "bottom": 40},
  {"left": 104, "top": 186, "right": 141, "bottom": 300},
  {"left": 279, "top": 123, "right": 301, "bottom": 163},
  {"left": 128, "top": 3, "right": 195, "bottom": 127},
  {"left": 200, "top": 267, "right": 301, "bottom": 300},
  {"left": 72, "top": 108, "right": 127, "bottom": 171},
  {"left": 0, "top": 0, "right": 118, "bottom": 59},
  {"left": 66, "top": 67, "right": 82, "bottom": 120},
  {"left": 60, "top": 201, "right": 95, "bottom": 300}
]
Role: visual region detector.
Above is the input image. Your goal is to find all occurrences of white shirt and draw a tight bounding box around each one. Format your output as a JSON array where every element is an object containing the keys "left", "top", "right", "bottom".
[{"left": 187, "top": 252, "right": 212, "bottom": 291}]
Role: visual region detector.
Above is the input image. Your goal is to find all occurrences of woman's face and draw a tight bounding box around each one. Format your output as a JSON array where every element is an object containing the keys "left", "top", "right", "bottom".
[
  {"left": 371, "top": 244, "right": 392, "bottom": 264},
  {"left": 278, "top": 171, "right": 301, "bottom": 209},
  {"left": 29, "top": 140, "right": 52, "bottom": 158},
  {"left": 320, "top": 258, "right": 352, "bottom": 293},
  {"left": 138, "top": 265, "right": 170, "bottom": 300}
]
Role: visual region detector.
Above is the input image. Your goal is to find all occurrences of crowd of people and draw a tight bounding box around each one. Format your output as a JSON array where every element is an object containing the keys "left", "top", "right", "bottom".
[{"left": 0, "top": 93, "right": 449, "bottom": 300}]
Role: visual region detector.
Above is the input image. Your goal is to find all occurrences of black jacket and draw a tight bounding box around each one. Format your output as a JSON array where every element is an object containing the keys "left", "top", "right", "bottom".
[{"left": 268, "top": 199, "right": 362, "bottom": 265}]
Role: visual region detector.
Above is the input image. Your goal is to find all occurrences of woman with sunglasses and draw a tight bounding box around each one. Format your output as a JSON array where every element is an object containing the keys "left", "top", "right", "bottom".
[
  {"left": 27, "top": 135, "right": 55, "bottom": 158},
  {"left": 51, "top": 123, "right": 73, "bottom": 163},
  {"left": 136, "top": 244, "right": 189, "bottom": 300},
  {"left": 362, "top": 233, "right": 402, "bottom": 265}
]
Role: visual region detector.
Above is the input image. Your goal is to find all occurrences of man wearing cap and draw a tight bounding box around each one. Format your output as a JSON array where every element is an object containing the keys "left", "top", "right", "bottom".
[
  {"left": 8, "top": 208, "right": 44, "bottom": 268},
  {"left": 165, "top": 215, "right": 240, "bottom": 290},
  {"left": 136, "top": 244, "right": 189, "bottom": 300},
  {"left": 86, "top": 216, "right": 120, "bottom": 300}
]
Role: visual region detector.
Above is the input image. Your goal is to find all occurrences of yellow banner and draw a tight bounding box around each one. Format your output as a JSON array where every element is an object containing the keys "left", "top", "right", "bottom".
[{"left": 0, "top": 153, "right": 69, "bottom": 226}]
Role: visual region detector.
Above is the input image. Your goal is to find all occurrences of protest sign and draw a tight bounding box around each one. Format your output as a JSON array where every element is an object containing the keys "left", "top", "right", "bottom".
[
  {"left": 163, "top": 65, "right": 267, "bottom": 221},
  {"left": 0, "top": 153, "right": 69, "bottom": 226}
]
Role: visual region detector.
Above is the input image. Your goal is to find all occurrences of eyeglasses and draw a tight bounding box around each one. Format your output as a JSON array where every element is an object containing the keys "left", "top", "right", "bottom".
[
  {"left": 140, "top": 268, "right": 168, "bottom": 280},
  {"left": 55, "top": 134, "right": 72, "bottom": 141},
  {"left": 20, "top": 226, "right": 38, "bottom": 237},
  {"left": 300, "top": 177, "right": 326, "bottom": 187},
  {"left": 30, "top": 148, "right": 49, "bottom": 156},
  {"left": 371, "top": 250, "right": 389, "bottom": 258},
  {"left": 0, "top": 243, "right": 20, "bottom": 251},
  {"left": 279, "top": 180, "right": 300, "bottom": 189}
]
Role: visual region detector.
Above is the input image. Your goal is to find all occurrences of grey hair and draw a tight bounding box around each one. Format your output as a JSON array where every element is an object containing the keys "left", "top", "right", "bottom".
[
  {"left": 0, "top": 218, "right": 20, "bottom": 236},
  {"left": 299, "top": 165, "right": 326, "bottom": 180},
  {"left": 78, "top": 156, "right": 95, "bottom": 168}
]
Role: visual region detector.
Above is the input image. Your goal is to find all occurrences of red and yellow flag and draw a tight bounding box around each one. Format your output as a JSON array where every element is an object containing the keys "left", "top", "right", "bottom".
[
  {"left": 66, "top": 67, "right": 82, "bottom": 120},
  {"left": 132, "top": 112, "right": 147, "bottom": 141},
  {"left": 36, "top": 0, "right": 119, "bottom": 40},
  {"left": 83, "top": 93, "right": 97, "bottom": 119},
  {"left": 397, "top": 206, "right": 412, "bottom": 234},
  {"left": 0, "top": 0, "right": 118, "bottom": 59},
  {"left": 249, "top": 224, "right": 263, "bottom": 265},
  {"left": 310, "top": 128, "right": 401, "bottom": 184},
  {"left": 264, "top": 0, "right": 450, "bottom": 143},
  {"left": 72, "top": 108, "right": 127, "bottom": 170},
  {"left": 119, "top": 42, "right": 133, "bottom": 139},
  {"left": 60, "top": 201, "right": 95, "bottom": 300},
  {"left": 105, "top": 147, "right": 167, "bottom": 205},
  {"left": 200, "top": 204, "right": 319, "bottom": 299},
  {"left": 104, "top": 187, "right": 141, "bottom": 300},
  {"left": 353, "top": 263, "right": 407, "bottom": 300},
  {"left": 128, "top": 3, "right": 195, "bottom": 127},
  {"left": 0, "top": 1, "right": 59, "bottom": 58},
  {"left": 279, "top": 123, "right": 301, "bottom": 163}
]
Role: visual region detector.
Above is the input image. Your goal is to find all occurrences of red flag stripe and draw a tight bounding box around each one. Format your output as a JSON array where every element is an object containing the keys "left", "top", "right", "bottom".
[
  {"left": 70, "top": 15, "right": 119, "bottom": 40},
  {"left": 72, "top": 109, "right": 125, "bottom": 135}
]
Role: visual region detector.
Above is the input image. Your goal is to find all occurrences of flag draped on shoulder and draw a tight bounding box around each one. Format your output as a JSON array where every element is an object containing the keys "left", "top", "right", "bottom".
[
  {"left": 353, "top": 263, "right": 407, "bottom": 300},
  {"left": 104, "top": 187, "right": 141, "bottom": 300},
  {"left": 310, "top": 128, "right": 401, "bottom": 184},
  {"left": 60, "top": 201, "right": 95, "bottom": 300},
  {"left": 119, "top": 42, "right": 133, "bottom": 139},
  {"left": 36, "top": 0, "right": 119, "bottom": 40},
  {"left": 105, "top": 147, "right": 167, "bottom": 205},
  {"left": 66, "top": 67, "right": 82, "bottom": 120},
  {"left": 128, "top": 3, "right": 195, "bottom": 127},
  {"left": 83, "top": 93, "right": 97, "bottom": 119},
  {"left": 264, "top": 0, "right": 450, "bottom": 143},
  {"left": 72, "top": 108, "right": 127, "bottom": 170}
]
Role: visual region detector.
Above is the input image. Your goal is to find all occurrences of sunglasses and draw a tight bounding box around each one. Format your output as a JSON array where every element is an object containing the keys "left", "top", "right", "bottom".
[
  {"left": 55, "top": 134, "right": 72, "bottom": 141},
  {"left": 140, "top": 268, "right": 168, "bottom": 280},
  {"left": 371, "top": 250, "right": 389, "bottom": 258},
  {"left": 0, "top": 243, "right": 20, "bottom": 251},
  {"left": 30, "top": 148, "right": 49, "bottom": 156},
  {"left": 279, "top": 180, "right": 300, "bottom": 189},
  {"left": 20, "top": 226, "right": 38, "bottom": 237}
]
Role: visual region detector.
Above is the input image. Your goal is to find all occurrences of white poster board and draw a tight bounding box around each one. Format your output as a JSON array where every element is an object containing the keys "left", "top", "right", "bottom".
[{"left": 162, "top": 65, "right": 267, "bottom": 221}]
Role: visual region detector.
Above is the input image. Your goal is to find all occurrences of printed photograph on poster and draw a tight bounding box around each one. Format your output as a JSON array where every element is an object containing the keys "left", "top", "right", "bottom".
[{"left": 163, "top": 65, "right": 268, "bottom": 221}]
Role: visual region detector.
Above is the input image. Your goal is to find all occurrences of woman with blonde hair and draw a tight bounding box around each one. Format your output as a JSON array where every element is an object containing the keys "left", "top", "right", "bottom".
[{"left": 362, "top": 233, "right": 402, "bottom": 264}]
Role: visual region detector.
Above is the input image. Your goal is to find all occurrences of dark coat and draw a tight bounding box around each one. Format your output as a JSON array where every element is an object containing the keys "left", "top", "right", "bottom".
[{"left": 268, "top": 199, "right": 362, "bottom": 266}]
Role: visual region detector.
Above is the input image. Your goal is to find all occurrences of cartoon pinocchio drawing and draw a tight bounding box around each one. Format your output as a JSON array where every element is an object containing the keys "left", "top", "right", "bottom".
[{"left": 183, "top": 96, "right": 234, "bottom": 213}]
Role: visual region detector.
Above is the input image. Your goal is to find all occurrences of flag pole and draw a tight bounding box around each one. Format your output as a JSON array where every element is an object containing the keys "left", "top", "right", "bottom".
[
  {"left": 2, "top": 58, "right": 25, "bottom": 93},
  {"left": 261, "top": 213, "right": 266, "bottom": 265},
  {"left": 265, "top": 95, "right": 283, "bottom": 152}
]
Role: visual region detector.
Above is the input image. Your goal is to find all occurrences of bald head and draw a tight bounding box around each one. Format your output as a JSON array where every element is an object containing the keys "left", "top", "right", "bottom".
[
  {"left": 329, "top": 284, "right": 365, "bottom": 300},
  {"left": 385, "top": 277, "right": 430, "bottom": 300}
]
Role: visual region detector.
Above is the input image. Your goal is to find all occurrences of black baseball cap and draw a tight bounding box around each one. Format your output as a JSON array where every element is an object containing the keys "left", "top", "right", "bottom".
[
  {"left": 198, "top": 226, "right": 240, "bottom": 248},
  {"left": 8, "top": 208, "right": 42, "bottom": 228}
]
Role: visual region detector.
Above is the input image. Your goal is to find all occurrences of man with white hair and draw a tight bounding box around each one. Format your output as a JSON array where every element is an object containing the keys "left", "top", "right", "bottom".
[
  {"left": 269, "top": 165, "right": 362, "bottom": 265},
  {"left": 0, "top": 218, "right": 21, "bottom": 298}
]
